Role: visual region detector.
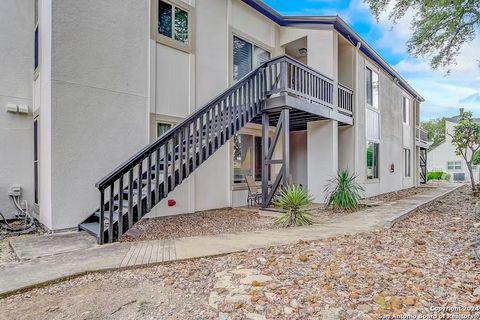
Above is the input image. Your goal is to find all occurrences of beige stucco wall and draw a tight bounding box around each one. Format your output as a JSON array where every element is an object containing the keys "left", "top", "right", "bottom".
[
  {"left": 0, "top": 0, "right": 34, "bottom": 219},
  {"left": 44, "top": 0, "right": 150, "bottom": 230}
]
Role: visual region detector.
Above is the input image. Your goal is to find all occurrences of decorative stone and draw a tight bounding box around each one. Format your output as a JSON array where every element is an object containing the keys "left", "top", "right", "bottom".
[
  {"left": 239, "top": 275, "right": 273, "bottom": 285},
  {"left": 473, "top": 287, "right": 480, "bottom": 296},
  {"left": 209, "top": 292, "right": 222, "bottom": 310},
  {"left": 246, "top": 313, "right": 266, "bottom": 320}
]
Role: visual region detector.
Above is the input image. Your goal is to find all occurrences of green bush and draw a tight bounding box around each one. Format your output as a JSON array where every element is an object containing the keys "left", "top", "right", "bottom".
[
  {"left": 324, "top": 170, "right": 364, "bottom": 210},
  {"left": 427, "top": 171, "right": 444, "bottom": 180},
  {"left": 441, "top": 172, "right": 451, "bottom": 181},
  {"left": 274, "top": 185, "right": 314, "bottom": 227}
]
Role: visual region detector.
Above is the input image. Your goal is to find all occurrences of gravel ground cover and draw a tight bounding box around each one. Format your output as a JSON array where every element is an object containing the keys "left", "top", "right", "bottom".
[
  {"left": 367, "top": 185, "right": 431, "bottom": 202},
  {"left": 122, "top": 186, "right": 431, "bottom": 242},
  {"left": 121, "top": 208, "right": 279, "bottom": 242},
  {"left": 1, "top": 186, "right": 478, "bottom": 320}
]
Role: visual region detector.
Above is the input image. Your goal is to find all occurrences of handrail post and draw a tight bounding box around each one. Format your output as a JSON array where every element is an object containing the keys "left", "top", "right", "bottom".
[{"left": 279, "top": 60, "right": 288, "bottom": 95}]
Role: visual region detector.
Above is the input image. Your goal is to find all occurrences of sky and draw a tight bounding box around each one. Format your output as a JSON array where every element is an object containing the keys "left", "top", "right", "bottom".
[{"left": 262, "top": 0, "right": 480, "bottom": 121}]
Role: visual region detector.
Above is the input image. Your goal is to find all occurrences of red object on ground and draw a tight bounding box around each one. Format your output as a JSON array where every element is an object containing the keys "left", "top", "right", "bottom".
[{"left": 168, "top": 199, "right": 176, "bottom": 207}]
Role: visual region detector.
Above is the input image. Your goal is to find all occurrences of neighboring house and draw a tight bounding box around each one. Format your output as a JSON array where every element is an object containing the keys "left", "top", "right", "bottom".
[
  {"left": 0, "top": 0, "right": 428, "bottom": 243},
  {"left": 428, "top": 110, "right": 479, "bottom": 183}
]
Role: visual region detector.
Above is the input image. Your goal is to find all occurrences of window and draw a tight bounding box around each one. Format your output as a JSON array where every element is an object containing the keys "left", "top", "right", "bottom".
[
  {"left": 366, "top": 109, "right": 380, "bottom": 141},
  {"left": 154, "top": 0, "right": 192, "bottom": 52},
  {"left": 34, "top": 0, "right": 39, "bottom": 70},
  {"left": 366, "top": 67, "right": 379, "bottom": 108},
  {"left": 233, "top": 134, "right": 254, "bottom": 183},
  {"left": 447, "top": 161, "right": 462, "bottom": 170},
  {"left": 33, "top": 118, "right": 39, "bottom": 204},
  {"left": 403, "top": 96, "right": 410, "bottom": 125},
  {"left": 233, "top": 134, "right": 269, "bottom": 183},
  {"left": 404, "top": 148, "right": 411, "bottom": 177},
  {"left": 233, "top": 35, "right": 271, "bottom": 82},
  {"left": 157, "top": 122, "right": 172, "bottom": 138},
  {"left": 367, "top": 141, "right": 379, "bottom": 179}
]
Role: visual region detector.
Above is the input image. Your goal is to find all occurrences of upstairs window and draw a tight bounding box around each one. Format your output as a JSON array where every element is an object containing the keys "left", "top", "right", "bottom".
[
  {"left": 403, "top": 96, "right": 410, "bottom": 125},
  {"left": 232, "top": 35, "right": 271, "bottom": 82},
  {"left": 34, "top": 0, "right": 39, "bottom": 70},
  {"left": 154, "top": 0, "right": 193, "bottom": 53},
  {"left": 366, "top": 67, "right": 379, "bottom": 108}
]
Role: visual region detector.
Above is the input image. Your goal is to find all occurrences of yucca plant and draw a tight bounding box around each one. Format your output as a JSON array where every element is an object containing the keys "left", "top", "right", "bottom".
[
  {"left": 324, "top": 170, "right": 364, "bottom": 210},
  {"left": 274, "top": 185, "right": 314, "bottom": 227}
]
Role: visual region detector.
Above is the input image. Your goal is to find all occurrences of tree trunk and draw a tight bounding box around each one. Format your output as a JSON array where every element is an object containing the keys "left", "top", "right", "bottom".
[{"left": 467, "top": 162, "right": 476, "bottom": 191}]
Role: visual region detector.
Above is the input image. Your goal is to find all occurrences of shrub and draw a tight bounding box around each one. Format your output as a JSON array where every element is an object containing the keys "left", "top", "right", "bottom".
[
  {"left": 441, "top": 172, "right": 451, "bottom": 181},
  {"left": 427, "top": 171, "right": 444, "bottom": 180},
  {"left": 274, "top": 185, "right": 314, "bottom": 227},
  {"left": 324, "top": 170, "right": 364, "bottom": 210}
]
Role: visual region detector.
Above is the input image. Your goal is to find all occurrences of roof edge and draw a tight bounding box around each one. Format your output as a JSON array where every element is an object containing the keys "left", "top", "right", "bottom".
[{"left": 241, "top": 0, "right": 425, "bottom": 102}]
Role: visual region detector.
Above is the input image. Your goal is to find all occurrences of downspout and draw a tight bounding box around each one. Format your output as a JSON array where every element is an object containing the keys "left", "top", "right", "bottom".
[{"left": 353, "top": 41, "right": 361, "bottom": 177}]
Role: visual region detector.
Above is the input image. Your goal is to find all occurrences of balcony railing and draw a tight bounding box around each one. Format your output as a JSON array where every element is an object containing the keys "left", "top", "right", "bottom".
[
  {"left": 268, "top": 56, "right": 354, "bottom": 117},
  {"left": 416, "top": 126, "right": 428, "bottom": 144},
  {"left": 338, "top": 83, "right": 353, "bottom": 115}
]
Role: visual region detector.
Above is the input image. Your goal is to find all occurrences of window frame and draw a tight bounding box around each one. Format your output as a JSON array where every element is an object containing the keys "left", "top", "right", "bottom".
[
  {"left": 232, "top": 132, "right": 271, "bottom": 184},
  {"left": 365, "top": 66, "right": 379, "bottom": 109},
  {"left": 447, "top": 161, "right": 462, "bottom": 171},
  {"left": 34, "top": 0, "right": 39, "bottom": 73},
  {"left": 151, "top": 0, "right": 194, "bottom": 54},
  {"left": 366, "top": 141, "right": 380, "bottom": 180},
  {"left": 33, "top": 117, "right": 39, "bottom": 205},
  {"left": 404, "top": 148, "right": 411, "bottom": 177},
  {"left": 229, "top": 28, "right": 273, "bottom": 84},
  {"left": 402, "top": 96, "right": 410, "bottom": 125}
]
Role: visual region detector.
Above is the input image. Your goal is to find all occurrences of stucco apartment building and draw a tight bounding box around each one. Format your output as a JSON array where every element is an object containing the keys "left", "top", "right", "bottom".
[
  {"left": 428, "top": 110, "right": 479, "bottom": 183},
  {"left": 1, "top": 0, "right": 428, "bottom": 243}
]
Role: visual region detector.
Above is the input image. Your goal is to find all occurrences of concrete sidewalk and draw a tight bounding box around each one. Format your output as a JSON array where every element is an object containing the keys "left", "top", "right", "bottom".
[{"left": 0, "top": 183, "right": 461, "bottom": 297}]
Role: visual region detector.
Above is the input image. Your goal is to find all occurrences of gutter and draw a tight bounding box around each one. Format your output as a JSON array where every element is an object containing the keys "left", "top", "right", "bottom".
[{"left": 241, "top": 0, "right": 425, "bottom": 102}]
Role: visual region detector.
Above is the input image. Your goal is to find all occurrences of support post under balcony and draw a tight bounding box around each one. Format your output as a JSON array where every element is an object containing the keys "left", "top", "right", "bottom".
[{"left": 261, "top": 108, "right": 290, "bottom": 208}]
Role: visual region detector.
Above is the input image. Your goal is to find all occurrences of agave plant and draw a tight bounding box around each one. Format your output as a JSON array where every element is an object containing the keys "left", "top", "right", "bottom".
[
  {"left": 274, "top": 185, "right": 314, "bottom": 227},
  {"left": 324, "top": 170, "right": 364, "bottom": 210}
]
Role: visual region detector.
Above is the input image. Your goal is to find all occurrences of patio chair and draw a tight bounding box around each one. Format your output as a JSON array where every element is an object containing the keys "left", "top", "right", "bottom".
[{"left": 245, "top": 175, "right": 262, "bottom": 207}]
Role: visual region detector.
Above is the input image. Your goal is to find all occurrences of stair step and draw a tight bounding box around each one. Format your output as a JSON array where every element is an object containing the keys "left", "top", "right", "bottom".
[
  {"left": 79, "top": 222, "right": 100, "bottom": 236},
  {"left": 123, "top": 188, "right": 147, "bottom": 196},
  {"left": 94, "top": 210, "right": 120, "bottom": 222}
]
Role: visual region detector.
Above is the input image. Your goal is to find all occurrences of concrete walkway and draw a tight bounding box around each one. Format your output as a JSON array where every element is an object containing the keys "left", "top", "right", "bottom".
[{"left": 0, "top": 183, "right": 460, "bottom": 297}]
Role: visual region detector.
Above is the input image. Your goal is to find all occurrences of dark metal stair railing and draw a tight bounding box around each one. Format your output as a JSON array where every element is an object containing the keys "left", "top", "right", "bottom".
[
  {"left": 91, "top": 55, "right": 342, "bottom": 244},
  {"left": 93, "top": 57, "right": 283, "bottom": 244}
]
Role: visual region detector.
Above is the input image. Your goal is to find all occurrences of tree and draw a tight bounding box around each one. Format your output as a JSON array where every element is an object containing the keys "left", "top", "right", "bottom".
[
  {"left": 365, "top": 0, "right": 480, "bottom": 71},
  {"left": 421, "top": 117, "right": 446, "bottom": 147},
  {"left": 449, "top": 111, "right": 480, "bottom": 190}
]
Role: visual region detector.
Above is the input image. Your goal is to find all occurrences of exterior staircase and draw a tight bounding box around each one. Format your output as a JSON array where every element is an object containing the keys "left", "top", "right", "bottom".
[{"left": 79, "top": 55, "right": 354, "bottom": 244}]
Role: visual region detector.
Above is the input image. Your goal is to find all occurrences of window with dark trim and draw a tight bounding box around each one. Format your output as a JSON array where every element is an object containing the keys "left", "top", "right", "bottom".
[
  {"left": 158, "top": 0, "right": 189, "bottom": 44},
  {"left": 233, "top": 133, "right": 270, "bottom": 183},
  {"left": 34, "top": 118, "right": 39, "bottom": 204},
  {"left": 367, "top": 141, "right": 379, "bottom": 179},
  {"left": 366, "top": 67, "right": 379, "bottom": 108},
  {"left": 404, "top": 148, "right": 411, "bottom": 177},
  {"left": 232, "top": 35, "right": 271, "bottom": 82},
  {"left": 34, "top": 0, "right": 39, "bottom": 70}
]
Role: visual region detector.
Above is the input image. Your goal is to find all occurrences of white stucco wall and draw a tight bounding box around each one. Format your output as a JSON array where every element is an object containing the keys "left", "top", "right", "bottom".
[
  {"left": 46, "top": 0, "right": 150, "bottom": 230},
  {"left": 0, "top": 0, "right": 34, "bottom": 219},
  {"left": 428, "top": 120, "right": 479, "bottom": 183},
  {"left": 307, "top": 120, "right": 338, "bottom": 202},
  {"left": 354, "top": 50, "right": 416, "bottom": 197}
]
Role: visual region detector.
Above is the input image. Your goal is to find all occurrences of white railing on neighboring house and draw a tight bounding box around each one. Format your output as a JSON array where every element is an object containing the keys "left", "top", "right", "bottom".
[{"left": 416, "top": 126, "right": 428, "bottom": 144}]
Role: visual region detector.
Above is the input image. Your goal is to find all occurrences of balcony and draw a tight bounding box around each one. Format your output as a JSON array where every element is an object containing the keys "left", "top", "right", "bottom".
[
  {"left": 416, "top": 126, "right": 428, "bottom": 148},
  {"left": 262, "top": 56, "right": 354, "bottom": 129}
]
